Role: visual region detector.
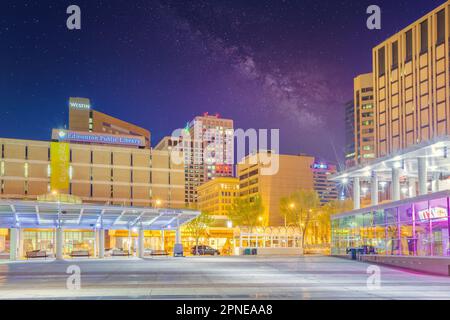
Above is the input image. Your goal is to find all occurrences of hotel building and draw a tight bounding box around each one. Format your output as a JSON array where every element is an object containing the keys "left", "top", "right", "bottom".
[
  {"left": 238, "top": 152, "right": 338, "bottom": 226},
  {"left": 373, "top": 1, "right": 450, "bottom": 157},
  {"left": 331, "top": 1, "right": 450, "bottom": 274},
  {"left": 183, "top": 113, "right": 234, "bottom": 204},
  {"left": 69, "top": 97, "right": 151, "bottom": 148},
  {"left": 354, "top": 73, "right": 375, "bottom": 164}
]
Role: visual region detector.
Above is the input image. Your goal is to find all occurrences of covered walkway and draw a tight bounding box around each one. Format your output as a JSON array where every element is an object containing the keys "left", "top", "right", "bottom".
[{"left": 0, "top": 199, "right": 199, "bottom": 260}]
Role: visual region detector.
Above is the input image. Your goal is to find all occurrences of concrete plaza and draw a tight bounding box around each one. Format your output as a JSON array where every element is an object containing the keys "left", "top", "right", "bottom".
[{"left": 1, "top": 255, "right": 450, "bottom": 299}]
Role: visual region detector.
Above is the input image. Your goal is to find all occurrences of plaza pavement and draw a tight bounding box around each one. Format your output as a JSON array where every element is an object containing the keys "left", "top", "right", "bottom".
[{"left": 0, "top": 255, "right": 450, "bottom": 299}]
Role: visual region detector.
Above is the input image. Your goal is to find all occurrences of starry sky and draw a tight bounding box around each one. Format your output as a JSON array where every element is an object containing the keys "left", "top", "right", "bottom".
[{"left": 0, "top": 0, "right": 446, "bottom": 167}]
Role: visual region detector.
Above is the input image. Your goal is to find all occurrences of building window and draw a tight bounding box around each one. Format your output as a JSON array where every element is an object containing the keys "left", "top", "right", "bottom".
[
  {"left": 69, "top": 165, "right": 73, "bottom": 180},
  {"left": 405, "top": 29, "right": 413, "bottom": 62},
  {"left": 391, "top": 41, "right": 398, "bottom": 69},
  {"left": 47, "top": 164, "right": 51, "bottom": 177},
  {"left": 437, "top": 9, "right": 445, "bottom": 45},
  {"left": 24, "top": 163, "right": 28, "bottom": 178},
  {"left": 378, "top": 47, "right": 385, "bottom": 77},
  {"left": 0, "top": 161, "right": 4, "bottom": 176},
  {"left": 420, "top": 20, "right": 428, "bottom": 54}
]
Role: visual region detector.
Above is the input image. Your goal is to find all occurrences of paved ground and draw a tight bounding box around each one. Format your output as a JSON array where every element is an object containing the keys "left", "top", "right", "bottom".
[{"left": 1, "top": 255, "right": 450, "bottom": 299}]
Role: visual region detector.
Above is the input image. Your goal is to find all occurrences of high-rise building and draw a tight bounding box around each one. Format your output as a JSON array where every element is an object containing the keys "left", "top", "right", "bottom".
[
  {"left": 237, "top": 152, "right": 338, "bottom": 226},
  {"left": 344, "top": 100, "right": 356, "bottom": 167},
  {"left": 69, "top": 97, "right": 151, "bottom": 148},
  {"left": 354, "top": 73, "right": 375, "bottom": 164},
  {"left": 312, "top": 162, "right": 339, "bottom": 204},
  {"left": 184, "top": 113, "right": 234, "bottom": 204},
  {"left": 372, "top": 1, "right": 450, "bottom": 157}
]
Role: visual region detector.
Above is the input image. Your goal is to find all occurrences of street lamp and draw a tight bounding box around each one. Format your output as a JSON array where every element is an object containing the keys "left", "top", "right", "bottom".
[{"left": 155, "top": 199, "right": 162, "bottom": 207}]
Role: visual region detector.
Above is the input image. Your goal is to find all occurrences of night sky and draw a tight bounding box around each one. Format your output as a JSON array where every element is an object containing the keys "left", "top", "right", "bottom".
[{"left": 0, "top": 0, "right": 446, "bottom": 167}]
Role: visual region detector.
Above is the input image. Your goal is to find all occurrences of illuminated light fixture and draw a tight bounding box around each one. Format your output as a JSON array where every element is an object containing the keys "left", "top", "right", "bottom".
[
  {"left": 131, "top": 227, "right": 138, "bottom": 233},
  {"left": 58, "top": 130, "right": 67, "bottom": 138},
  {"left": 227, "top": 221, "right": 233, "bottom": 228},
  {"left": 167, "top": 225, "right": 171, "bottom": 229},
  {"left": 362, "top": 167, "right": 371, "bottom": 177},
  {"left": 393, "top": 162, "right": 402, "bottom": 169},
  {"left": 342, "top": 177, "right": 349, "bottom": 184},
  {"left": 379, "top": 181, "right": 387, "bottom": 188},
  {"left": 361, "top": 187, "right": 368, "bottom": 194},
  {"left": 401, "top": 187, "right": 408, "bottom": 194}
]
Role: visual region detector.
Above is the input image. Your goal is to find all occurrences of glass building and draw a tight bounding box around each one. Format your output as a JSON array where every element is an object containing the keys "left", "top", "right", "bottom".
[{"left": 332, "top": 190, "right": 450, "bottom": 257}]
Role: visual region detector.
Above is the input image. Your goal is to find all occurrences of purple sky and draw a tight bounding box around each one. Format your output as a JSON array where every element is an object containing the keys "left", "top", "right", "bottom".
[{"left": 0, "top": 0, "right": 446, "bottom": 168}]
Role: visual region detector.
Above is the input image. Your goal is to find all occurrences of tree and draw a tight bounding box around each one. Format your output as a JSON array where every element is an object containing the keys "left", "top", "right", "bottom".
[
  {"left": 227, "top": 195, "right": 264, "bottom": 233},
  {"left": 185, "top": 211, "right": 214, "bottom": 255},
  {"left": 280, "top": 189, "right": 321, "bottom": 248},
  {"left": 319, "top": 199, "right": 354, "bottom": 244}
]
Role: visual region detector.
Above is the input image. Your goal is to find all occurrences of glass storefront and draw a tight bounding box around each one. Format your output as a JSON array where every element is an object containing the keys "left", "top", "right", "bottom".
[
  {"left": 23, "top": 229, "right": 55, "bottom": 253},
  {"left": 63, "top": 230, "right": 95, "bottom": 256},
  {"left": 332, "top": 194, "right": 450, "bottom": 257},
  {"left": 22, "top": 229, "right": 95, "bottom": 257}
]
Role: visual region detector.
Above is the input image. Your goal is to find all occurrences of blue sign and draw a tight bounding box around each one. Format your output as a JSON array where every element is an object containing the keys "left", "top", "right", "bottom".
[
  {"left": 313, "top": 163, "right": 329, "bottom": 170},
  {"left": 57, "top": 130, "right": 143, "bottom": 147}
]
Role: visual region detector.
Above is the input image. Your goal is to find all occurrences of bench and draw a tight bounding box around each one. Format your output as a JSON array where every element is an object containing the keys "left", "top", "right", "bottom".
[
  {"left": 26, "top": 250, "right": 48, "bottom": 259},
  {"left": 112, "top": 249, "right": 131, "bottom": 257},
  {"left": 70, "top": 250, "right": 90, "bottom": 258},
  {"left": 150, "top": 250, "right": 169, "bottom": 256}
]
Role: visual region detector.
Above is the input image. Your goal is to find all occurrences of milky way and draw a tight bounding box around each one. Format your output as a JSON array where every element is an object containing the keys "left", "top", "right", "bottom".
[{"left": 0, "top": 0, "right": 446, "bottom": 165}]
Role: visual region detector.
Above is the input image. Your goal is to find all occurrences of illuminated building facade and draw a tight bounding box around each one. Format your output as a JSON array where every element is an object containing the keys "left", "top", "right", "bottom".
[
  {"left": 333, "top": 0, "right": 450, "bottom": 268},
  {"left": 345, "top": 100, "right": 356, "bottom": 167},
  {"left": 0, "top": 98, "right": 196, "bottom": 260},
  {"left": 0, "top": 136, "right": 184, "bottom": 207},
  {"left": 354, "top": 73, "right": 375, "bottom": 164},
  {"left": 196, "top": 177, "right": 239, "bottom": 252},
  {"left": 332, "top": 191, "right": 450, "bottom": 260},
  {"left": 373, "top": 1, "right": 450, "bottom": 158},
  {"left": 312, "top": 163, "right": 339, "bottom": 204},
  {"left": 69, "top": 97, "right": 151, "bottom": 148},
  {"left": 197, "top": 177, "right": 239, "bottom": 218},
  {"left": 238, "top": 152, "right": 338, "bottom": 226},
  {"left": 184, "top": 113, "right": 234, "bottom": 204}
]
